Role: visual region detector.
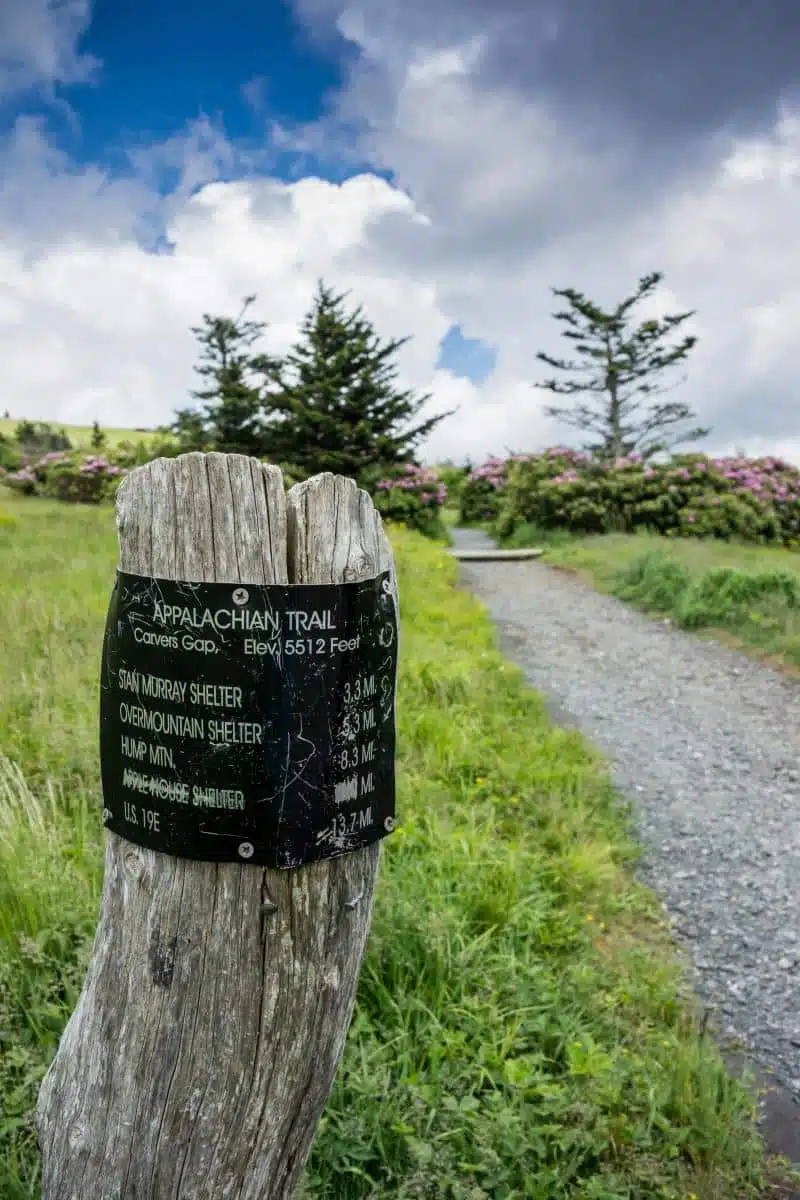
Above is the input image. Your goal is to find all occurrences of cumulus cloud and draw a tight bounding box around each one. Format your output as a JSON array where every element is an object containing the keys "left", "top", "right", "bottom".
[
  {"left": 0, "top": 157, "right": 459, "bottom": 439},
  {"left": 282, "top": 0, "right": 800, "bottom": 460},
  {"left": 0, "top": 0, "right": 798, "bottom": 464}
]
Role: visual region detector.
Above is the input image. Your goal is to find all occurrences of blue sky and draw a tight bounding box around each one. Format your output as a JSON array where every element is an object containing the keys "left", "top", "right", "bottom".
[
  {"left": 0, "top": 0, "right": 491, "bottom": 386},
  {"left": 0, "top": 0, "right": 799, "bottom": 462},
  {"left": 28, "top": 1, "right": 346, "bottom": 172}
]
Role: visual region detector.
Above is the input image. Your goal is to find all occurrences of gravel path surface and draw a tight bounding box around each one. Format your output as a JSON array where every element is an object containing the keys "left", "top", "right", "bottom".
[{"left": 450, "top": 527, "right": 800, "bottom": 1146}]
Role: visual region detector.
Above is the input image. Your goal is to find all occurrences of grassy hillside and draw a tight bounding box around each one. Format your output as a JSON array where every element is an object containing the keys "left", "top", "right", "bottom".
[
  {"left": 0, "top": 490, "right": 796, "bottom": 1197},
  {"left": 0, "top": 419, "right": 150, "bottom": 450}
]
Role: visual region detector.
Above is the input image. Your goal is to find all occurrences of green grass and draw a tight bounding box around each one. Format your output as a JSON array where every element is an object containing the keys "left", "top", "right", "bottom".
[
  {"left": 0, "top": 419, "right": 148, "bottom": 450},
  {"left": 1, "top": 491, "right": 797, "bottom": 1197},
  {"left": 522, "top": 531, "right": 800, "bottom": 671},
  {"left": 540, "top": 531, "right": 800, "bottom": 583}
]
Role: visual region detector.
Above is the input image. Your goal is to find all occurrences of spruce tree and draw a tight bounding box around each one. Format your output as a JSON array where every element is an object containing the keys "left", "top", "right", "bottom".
[
  {"left": 534, "top": 272, "right": 709, "bottom": 460},
  {"left": 261, "top": 280, "right": 452, "bottom": 480},
  {"left": 172, "top": 408, "right": 212, "bottom": 453},
  {"left": 14, "top": 421, "right": 72, "bottom": 455},
  {"left": 184, "top": 296, "right": 279, "bottom": 457}
]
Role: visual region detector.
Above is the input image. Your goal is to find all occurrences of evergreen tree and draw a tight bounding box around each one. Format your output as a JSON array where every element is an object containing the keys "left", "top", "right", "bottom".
[
  {"left": 534, "top": 272, "right": 709, "bottom": 460},
  {"left": 184, "top": 296, "right": 280, "bottom": 456},
  {"left": 171, "top": 409, "right": 212, "bottom": 453},
  {"left": 262, "top": 280, "right": 452, "bottom": 479},
  {"left": 91, "top": 420, "right": 106, "bottom": 451},
  {"left": 14, "top": 421, "right": 72, "bottom": 455}
]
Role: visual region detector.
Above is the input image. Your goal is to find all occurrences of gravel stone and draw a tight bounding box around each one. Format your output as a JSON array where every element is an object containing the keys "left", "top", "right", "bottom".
[{"left": 450, "top": 527, "right": 800, "bottom": 1104}]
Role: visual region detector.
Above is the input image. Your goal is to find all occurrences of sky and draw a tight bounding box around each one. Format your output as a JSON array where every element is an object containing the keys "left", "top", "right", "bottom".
[{"left": 1, "top": 0, "right": 799, "bottom": 464}]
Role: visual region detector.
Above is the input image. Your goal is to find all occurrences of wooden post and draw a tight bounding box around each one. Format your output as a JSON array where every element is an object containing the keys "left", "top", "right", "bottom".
[{"left": 36, "top": 453, "right": 398, "bottom": 1199}]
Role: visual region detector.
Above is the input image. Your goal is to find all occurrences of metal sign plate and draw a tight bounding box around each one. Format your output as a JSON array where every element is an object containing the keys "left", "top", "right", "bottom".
[{"left": 99, "top": 570, "right": 398, "bottom": 867}]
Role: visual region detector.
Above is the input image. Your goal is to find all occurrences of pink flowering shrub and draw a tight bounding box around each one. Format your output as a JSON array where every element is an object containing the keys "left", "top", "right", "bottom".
[
  {"left": 372, "top": 462, "right": 447, "bottom": 537},
  {"left": 458, "top": 457, "right": 511, "bottom": 523},
  {"left": 2, "top": 465, "right": 38, "bottom": 495},
  {"left": 434, "top": 462, "right": 470, "bottom": 502},
  {"left": 459, "top": 448, "right": 589, "bottom": 524},
  {"left": 2, "top": 451, "right": 126, "bottom": 503},
  {"left": 46, "top": 454, "right": 126, "bottom": 503},
  {"left": 496, "top": 449, "right": 800, "bottom": 545}
]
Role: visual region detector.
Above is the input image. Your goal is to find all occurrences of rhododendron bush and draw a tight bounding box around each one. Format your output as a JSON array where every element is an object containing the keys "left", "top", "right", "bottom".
[
  {"left": 466, "top": 449, "right": 800, "bottom": 546},
  {"left": 1, "top": 451, "right": 126, "bottom": 503},
  {"left": 372, "top": 463, "right": 447, "bottom": 537},
  {"left": 459, "top": 448, "right": 590, "bottom": 524}
]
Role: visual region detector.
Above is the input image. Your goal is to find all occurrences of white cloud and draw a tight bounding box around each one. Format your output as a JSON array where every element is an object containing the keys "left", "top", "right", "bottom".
[
  {"left": 290, "top": 8, "right": 800, "bottom": 460},
  {"left": 0, "top": 159, "right": 458, "bottom": 436},
  {"left": 1, "top": 7, "right": 799, "bottom": 465},
  {"left": 0, "top": 0, "right": 98, "bottom": 99},
  {"left": 404, "top": 37, "right": 486, "bottom": 86}
]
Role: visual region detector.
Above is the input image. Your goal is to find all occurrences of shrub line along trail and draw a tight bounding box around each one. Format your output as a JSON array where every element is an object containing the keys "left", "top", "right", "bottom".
[{"left": 451, "top": 526, "right": 800, "bottom": 1162}]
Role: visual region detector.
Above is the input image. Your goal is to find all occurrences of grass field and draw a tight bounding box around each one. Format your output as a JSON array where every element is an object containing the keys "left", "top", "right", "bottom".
[
  {"left": 513, "top": 532, "right": 800, "bottom": 672},
  {"left": 539, "top": 532, "right": 800, "bottom": 584},
  {"left": 0, "top": 419, "right": 149, "bottom": 450},
  {"left": 1, "top": 488, "right": 798, "bottom": 1197}
]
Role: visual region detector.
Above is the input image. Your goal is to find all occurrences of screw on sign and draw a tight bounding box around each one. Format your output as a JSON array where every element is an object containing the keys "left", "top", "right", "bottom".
[{"left": 35, "top": 455, "right": 400, "bottom": 1200}]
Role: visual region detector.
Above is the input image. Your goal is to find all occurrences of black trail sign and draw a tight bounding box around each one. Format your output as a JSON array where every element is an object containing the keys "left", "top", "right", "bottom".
[{"left": 99, "top": 570, "right": 398, "bottom": 868}]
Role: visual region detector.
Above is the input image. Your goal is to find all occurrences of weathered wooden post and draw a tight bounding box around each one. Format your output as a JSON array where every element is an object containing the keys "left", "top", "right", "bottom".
[{"left": 36, "top": 453, "right": 399, "bottom": 1199}]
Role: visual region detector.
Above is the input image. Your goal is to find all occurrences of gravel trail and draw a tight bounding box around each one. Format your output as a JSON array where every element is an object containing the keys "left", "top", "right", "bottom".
[{"left": 450, "top": 527, "right": 800, "bottom": 1156}]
